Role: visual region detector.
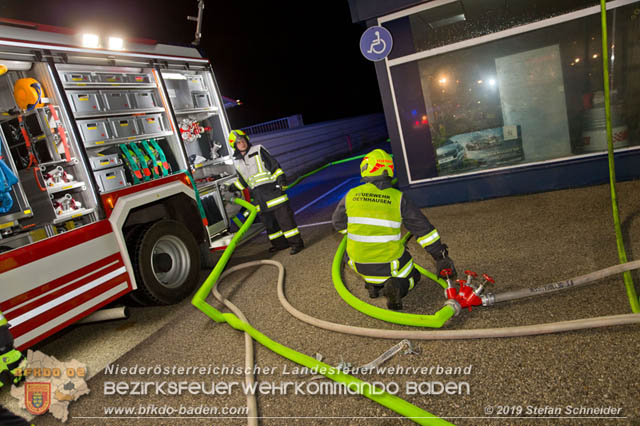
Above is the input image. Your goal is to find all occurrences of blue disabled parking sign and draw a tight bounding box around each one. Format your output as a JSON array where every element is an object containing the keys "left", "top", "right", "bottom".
[{"left": 360, "top": 26, "right": 393, "bottom": 62}]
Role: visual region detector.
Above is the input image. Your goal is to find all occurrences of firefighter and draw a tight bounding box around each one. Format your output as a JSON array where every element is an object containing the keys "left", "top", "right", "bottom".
[
  {"left": 331, "top": 149, "right": 456, "bottom": 310},
  {"left": 229, "top": 129, "right": 304, "bottom": 255},
  {"left": 0, "top": 310, "right": 31, "bottom": 426}
]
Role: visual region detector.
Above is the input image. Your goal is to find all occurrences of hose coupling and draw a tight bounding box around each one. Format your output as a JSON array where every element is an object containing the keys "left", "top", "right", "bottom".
[
  {"left": 444, "top": 299, "right": 462, "bottom": 316},
  {"left": 481, "top": 293, "right": 495, "bottom": 306}
]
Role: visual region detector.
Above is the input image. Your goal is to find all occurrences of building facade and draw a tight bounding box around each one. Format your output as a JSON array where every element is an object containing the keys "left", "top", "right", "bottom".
[{"left": 349, "top": 0, "right": 640, "bottom": 206}]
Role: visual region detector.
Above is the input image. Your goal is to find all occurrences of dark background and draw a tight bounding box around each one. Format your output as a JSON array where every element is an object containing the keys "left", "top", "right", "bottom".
[{"left": 0, "top": 0, "right": 383, "bottom": 128}]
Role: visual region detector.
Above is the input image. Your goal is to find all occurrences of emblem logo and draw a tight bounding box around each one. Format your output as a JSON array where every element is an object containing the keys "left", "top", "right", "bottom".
[{"left": 25, "top": 382, "right": 51, "bottom": 415}]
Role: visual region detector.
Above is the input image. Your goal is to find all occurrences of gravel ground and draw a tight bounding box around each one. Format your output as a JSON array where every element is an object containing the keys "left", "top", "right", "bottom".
[{"left": 29, "top": 178, "right": 640, "bottom": 426}]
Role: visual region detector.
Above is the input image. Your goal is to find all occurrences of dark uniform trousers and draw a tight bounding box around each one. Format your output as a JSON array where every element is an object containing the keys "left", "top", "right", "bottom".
[{"left": 263, "top": 201, "right": 303, "bottom": 249}]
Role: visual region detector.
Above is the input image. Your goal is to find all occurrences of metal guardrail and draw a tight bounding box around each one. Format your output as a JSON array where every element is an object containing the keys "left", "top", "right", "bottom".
[
  {"left": 249, "top": 113, "right": 387, "bottom": 179},
  {"left": 242, "top": 114, "right": 304, "bottom": 136}
]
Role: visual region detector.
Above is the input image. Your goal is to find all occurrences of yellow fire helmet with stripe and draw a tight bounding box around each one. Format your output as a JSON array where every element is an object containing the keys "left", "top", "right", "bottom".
[
  {"left": 14, "top": 77, "right": 45, "bottom": 111},
  {"left": 360, "top": 149, "right": 394, "bottom": 179},
  {"left": 228, "top": 129, "right": 249, "bottom": 149}
]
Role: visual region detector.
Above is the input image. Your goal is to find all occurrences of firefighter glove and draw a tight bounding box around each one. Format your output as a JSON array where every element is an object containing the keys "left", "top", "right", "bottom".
[
  {"left": 0, "top": 347, "right": 27, "bottom": 388},
  {"left": 431, "top": 244, "right": 457, "bottom": 280}
]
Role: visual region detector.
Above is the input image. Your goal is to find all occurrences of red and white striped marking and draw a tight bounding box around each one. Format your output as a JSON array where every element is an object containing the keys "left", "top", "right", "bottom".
[{"left": 0, "top": 220, "right": 133, "bottom": 349}]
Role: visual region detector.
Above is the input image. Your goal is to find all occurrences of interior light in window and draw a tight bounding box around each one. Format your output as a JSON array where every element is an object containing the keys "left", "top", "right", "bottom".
[
  {"left": 438, "top": 77, "right": 447, "bottom": 85},
  {"left": 592, "top": 54, "right": 599, "bottom": 59},
  {"left": 488, "top": 79, "right": 496, "bottom": 86},
  {"left": 574, "top": 58, "right": 581, "bottom": 63},
  {"left": 477, "top": 80, "right": 483, "bottom": 84}
]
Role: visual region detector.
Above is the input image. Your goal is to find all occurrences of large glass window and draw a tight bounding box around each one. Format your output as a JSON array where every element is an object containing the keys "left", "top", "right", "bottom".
[
  {"left": 390, "top": 2, "right": 640, "bottom": 180},
  {"left": 386, "top": 0, "right": 600, "bottom": 60}
]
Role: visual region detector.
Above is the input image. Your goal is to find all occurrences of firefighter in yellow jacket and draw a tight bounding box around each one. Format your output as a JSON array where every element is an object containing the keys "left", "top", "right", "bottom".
[
  {"left": 332, "top": 149, "right": 456, "bottom": 310},
  {"left": 229, "top": 130, "right": 304, "bottom": 255}
]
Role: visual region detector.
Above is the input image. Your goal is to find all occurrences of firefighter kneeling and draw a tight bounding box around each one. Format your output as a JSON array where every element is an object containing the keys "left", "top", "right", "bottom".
[{"left": 332, "top": 149, "right": 456, "bottom": 310}]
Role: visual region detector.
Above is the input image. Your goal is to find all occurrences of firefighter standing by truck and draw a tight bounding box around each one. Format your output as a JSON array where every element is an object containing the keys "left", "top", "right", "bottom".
[
  {"left": 229, "top": 129, "right": 304, "bottom": 255},
  {"left": 0, "top": 311, "right": 30, "bottom": 426},
  {"left": 332, "top": 149, "right": 456, "bottom": 310}
]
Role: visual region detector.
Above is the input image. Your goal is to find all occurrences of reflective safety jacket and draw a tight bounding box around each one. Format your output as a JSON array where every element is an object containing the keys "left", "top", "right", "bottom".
[
  {"left": 232, "top": 144, "right": 288, "bottom": 212},
  {"left": 232, "top": 145, "right": 284, "bottom": 190},
  {"left": 345, "top": 183, "right": 404, "bottom": 264},
  {"left": 332, "top": 178, "right": 444, "bottom": 263}
]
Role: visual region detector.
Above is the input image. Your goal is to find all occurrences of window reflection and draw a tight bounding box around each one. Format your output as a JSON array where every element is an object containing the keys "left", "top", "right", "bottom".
[{"left": 391, "top": 3, "right": 639, "bottom": 179}]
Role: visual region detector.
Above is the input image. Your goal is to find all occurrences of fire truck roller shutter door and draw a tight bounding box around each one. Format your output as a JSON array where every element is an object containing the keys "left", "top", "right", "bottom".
[{"left": 128, "top": 219, "right": 201, "bottom": 305}]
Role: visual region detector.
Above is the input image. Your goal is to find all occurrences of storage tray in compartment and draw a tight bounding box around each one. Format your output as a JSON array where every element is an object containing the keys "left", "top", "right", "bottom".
[
  {"left": 101, "top": 91, "right": 132, "bottom": 111},
  {"left": 68, "top": 91, "right": 103, "bottom": 113},
  {"left": 192, "top": 92, "right": 211, "bottom": 109},
  {"left": 96, "top": 73, "right": 125, "bottom": 83},
  {"left": 138, "top": 114, "right": 164, "bottom": 134},
  {"left": 78, "top": 119, "right": 112, "bottom": 145},
  {"left": 128, "top": 73, "right": 151, "bottom": 84},
  {"left": 90, "top": 154, "right": 123, "bottom": 171},
  {"left": 109, "top": 117, "right": 140, "bottom": 138},
  {"left": 131, "top": 90, "right": 158, "bottom": 109},
  {"left": 187, "top": 75, "right": 205, "bottom": 92},
  {"left": 94, "top": 166, "right": 128, "bottom": 192},
  {"left": 63, "top": 72, "right": 91, "bottom": 83}
]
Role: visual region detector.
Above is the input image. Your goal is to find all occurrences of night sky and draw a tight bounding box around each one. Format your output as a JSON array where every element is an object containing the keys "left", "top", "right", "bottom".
[{"left": 0, "top": 0, "right": 383, "bottom": 128}]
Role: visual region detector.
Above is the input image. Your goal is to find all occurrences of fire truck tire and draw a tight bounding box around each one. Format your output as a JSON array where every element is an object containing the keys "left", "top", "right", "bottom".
[
  {"left": 123, "top": 225, "right": 152, "bottom": 306},
  {"left": 131, "top": 220, "right": 201, "bottom": 305}
]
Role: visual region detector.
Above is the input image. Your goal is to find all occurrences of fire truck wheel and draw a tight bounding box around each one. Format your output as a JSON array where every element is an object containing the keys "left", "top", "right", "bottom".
[
  {"left": 123, "top": 225, "right": 153, "bottom": 306},
  {"left": 131, "top": 220, "right": 201, "bottom": 305}
]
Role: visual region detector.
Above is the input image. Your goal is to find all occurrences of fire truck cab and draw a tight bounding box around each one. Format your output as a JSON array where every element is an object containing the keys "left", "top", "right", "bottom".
[{"left": 0, "top": 20, "right": 259, "bottom": 349}]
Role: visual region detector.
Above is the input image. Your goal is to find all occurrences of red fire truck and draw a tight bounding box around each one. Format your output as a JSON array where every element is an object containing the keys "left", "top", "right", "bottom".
[{"left": 0, "top": 19, "right": 260, "bottom": 350}]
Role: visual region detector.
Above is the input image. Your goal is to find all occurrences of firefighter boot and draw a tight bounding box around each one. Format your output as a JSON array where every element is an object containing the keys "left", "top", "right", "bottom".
[
  {"left": 365, "top": 282, "right": 383, "bottom": 299},
  {"left": 289, "top": 240, "right": 304, "bottom": 255},
  {"left": 382, "top": 278, "right": 409, "bottom": 310},
  {"left": 268, "top": 236, "right": 289, "bottom": 253}
]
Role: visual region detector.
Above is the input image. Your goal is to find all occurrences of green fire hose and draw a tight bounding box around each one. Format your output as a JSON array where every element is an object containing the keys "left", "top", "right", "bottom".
[
  {"left": 333, "top": 235, "right": 457, "bottom": 328},
  {"left": 192, "top": 197, "right": 452, "bottom": 426},
  {"left": 285, "top": 151, "right": 397, "bottom": 190},
  {"left": 284, "top": 154, "right": 367, "bottom": 190},
  {"left": 600, "top": 0, "right": 639, "bottom": 313}
]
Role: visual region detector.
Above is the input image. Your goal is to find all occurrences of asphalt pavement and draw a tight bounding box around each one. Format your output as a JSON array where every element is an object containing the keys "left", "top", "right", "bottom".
[{"left": 23, "top": 144, "right": 640, "bottom": 425}]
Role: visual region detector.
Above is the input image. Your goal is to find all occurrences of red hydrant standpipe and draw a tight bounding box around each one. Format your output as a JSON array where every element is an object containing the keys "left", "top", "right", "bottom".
[
  {"left": 441, "top": 268, "right": 458, "bottom": 300},
  {"left": 441, "top": 270, "right": 492, "bottom": 312}
]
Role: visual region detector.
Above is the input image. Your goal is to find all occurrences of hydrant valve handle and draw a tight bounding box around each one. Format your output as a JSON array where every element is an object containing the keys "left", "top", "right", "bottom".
[
  {"left": 464, "top": 270, "right": 478, "bottom": 278},
  {"left": 440, "top": 268, "right": 452, "bottom": 277},
  {"left": 482, "top": 273, "right": 495, "bottom": 284}
]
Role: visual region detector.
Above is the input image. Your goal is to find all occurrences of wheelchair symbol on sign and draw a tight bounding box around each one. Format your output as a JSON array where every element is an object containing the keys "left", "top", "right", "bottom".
[
  {"left": 360, "top": 26, "right": 392, "bottom": 61},
  {"left": 367, "top": 31, "right": 386, "bottom": 55}
]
